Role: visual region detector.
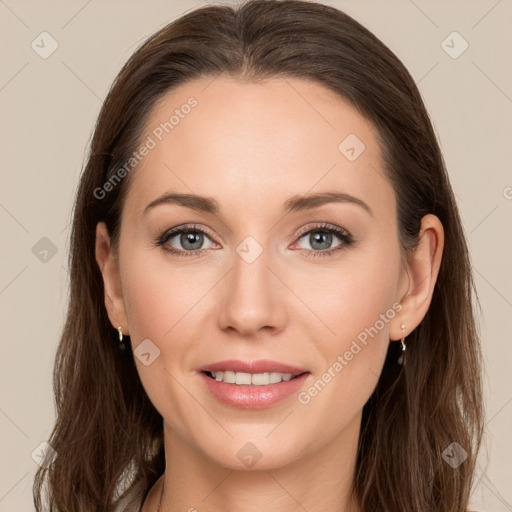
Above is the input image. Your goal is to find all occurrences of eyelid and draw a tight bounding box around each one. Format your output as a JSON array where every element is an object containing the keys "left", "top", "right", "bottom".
[
  {"left": 293, "top": 222, "right": 350, "bottom": 239},
  {"left": 161, "top": 223, "right": 214, "bottom": 238}
]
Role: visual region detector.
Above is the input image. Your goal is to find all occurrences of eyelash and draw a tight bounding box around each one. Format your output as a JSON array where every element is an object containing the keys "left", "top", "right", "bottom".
[{"left": 155, "top": 222, "right": 354, "bottom": 259}]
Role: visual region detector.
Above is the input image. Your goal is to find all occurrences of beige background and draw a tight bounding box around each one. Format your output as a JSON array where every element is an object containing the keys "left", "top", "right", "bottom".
[{"left": 1, "top": 0, "right": 511, "bottom": 510}]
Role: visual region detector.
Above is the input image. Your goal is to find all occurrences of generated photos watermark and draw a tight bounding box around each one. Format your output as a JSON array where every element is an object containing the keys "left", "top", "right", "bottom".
[
  {"left": 93, "top": 97, "right": 198, "bottom": 200},
  {"left": 297, "top": 301, "right": 403, "bottom": 405}
]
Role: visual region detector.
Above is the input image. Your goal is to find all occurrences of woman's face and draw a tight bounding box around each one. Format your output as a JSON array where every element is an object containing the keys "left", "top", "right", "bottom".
[{"left": 100, "top": 75, "right": 411, "bottom": 469}]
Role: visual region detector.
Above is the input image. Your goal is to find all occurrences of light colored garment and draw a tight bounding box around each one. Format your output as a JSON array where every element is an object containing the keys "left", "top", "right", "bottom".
[{"left": 113, "top": 483, "right": 144, "bottom": 512}]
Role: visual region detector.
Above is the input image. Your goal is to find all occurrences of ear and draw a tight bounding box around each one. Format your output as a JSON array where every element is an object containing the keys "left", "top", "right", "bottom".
[
  {"left": 95, "top": 222, "right": 129, "bottom": 334},
  {"left": 390, "top": 214, "right": 444, "bottom": 340}
]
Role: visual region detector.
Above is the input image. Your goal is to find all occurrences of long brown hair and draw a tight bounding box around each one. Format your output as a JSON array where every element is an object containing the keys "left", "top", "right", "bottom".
[{"left": 33, "top": 1, "right": 484, "bottom": 510}]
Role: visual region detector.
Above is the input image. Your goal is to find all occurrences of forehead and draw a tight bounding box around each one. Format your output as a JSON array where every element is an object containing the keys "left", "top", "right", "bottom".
[{"left": 123, "top": 75, "right": 393, "bottom": 218}]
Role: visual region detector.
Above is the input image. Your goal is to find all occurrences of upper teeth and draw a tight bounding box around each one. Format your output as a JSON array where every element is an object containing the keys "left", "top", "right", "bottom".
[{"left": 210, "top": 371, "right": 295, "bottom": 385}]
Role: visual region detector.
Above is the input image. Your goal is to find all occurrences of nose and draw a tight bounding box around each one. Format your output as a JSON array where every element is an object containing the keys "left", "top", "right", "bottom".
[{"left": 217, "top": 242, "right": 288, "bottom": 338}]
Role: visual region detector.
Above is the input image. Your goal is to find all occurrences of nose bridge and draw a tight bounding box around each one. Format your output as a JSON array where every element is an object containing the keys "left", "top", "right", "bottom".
[
  {"left": 218, "top": 232, "right": 286, "bottom": 335},
  {"left": 233, "top": 235, "right": 270, "bottom": 293}
]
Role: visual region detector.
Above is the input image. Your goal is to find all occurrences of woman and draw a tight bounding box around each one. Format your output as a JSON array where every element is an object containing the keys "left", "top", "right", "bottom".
[{"left": 33, "top": 1, "right": 484, "bottom": 511}]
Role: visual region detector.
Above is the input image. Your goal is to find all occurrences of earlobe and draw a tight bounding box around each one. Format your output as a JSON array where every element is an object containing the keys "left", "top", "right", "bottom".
[
  {"left": 391, "top": 214, "right": 444, "bottom": 340},
  {"left": 94, "top": 222, "right": 129, "bottom": 333}
]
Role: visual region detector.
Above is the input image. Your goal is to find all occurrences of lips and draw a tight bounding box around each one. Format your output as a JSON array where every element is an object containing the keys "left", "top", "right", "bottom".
[
  {"left": 198, "top": 359, "right": 308, "bottom": 375},
  {"left": 196, "top": 359, "right": 311, "bottom": 409},
  {"left": 199, "top": 370, "right": 311, "bottom": 409}
]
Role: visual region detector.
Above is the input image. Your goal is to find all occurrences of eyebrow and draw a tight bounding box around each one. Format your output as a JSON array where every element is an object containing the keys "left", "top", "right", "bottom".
[
  {"left": 282, "top": 192, "right": 373, "bottom": 217},
  {"left": 143, "top": 191, "right": 373, "bottom": 217}
]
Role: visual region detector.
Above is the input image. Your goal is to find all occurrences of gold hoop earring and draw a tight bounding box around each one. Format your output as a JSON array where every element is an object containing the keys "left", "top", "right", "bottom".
[
  {"left": 398, "top": 323, "right": 406, "bottom": 366},
  {"left": 117, "top": 326, "right": 125, "bottom": 351}
]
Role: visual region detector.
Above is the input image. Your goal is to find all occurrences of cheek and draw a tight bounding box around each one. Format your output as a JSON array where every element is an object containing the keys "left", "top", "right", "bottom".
[
  {"left": 118, "top": 248, "right": 221, "bottom": 408},
  {"left": 295, "top": 240, "right": 401, "bottom": 405},
  {"left": 118, "top": 253, "right": 201, "bottom": 423},
  {"left": 120, "top": 249, "right": 208, "bottom": 339},
  {"left": 294, "top": 238, "right": 400, "bottom": 345}
]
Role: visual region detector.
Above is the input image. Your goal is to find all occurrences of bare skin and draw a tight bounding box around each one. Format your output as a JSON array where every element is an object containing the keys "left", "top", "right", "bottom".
[{"left": 95, "top": 75, "right": 444, "bottom": 512}]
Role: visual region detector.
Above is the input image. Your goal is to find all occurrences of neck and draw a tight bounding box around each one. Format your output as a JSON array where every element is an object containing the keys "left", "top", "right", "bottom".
[{"left": 151, "top": 412, "right": 362, "bottom": 512}]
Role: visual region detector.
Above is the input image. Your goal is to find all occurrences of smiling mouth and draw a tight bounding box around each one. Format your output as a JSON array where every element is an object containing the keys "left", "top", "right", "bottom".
[{"left": 203, "top": 370, "right": 308, "bottom": 386}]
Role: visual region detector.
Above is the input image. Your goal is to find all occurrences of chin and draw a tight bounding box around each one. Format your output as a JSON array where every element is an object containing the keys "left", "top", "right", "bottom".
[{"left": 200, "top": 436, "right": 305, "bottom": 471}]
